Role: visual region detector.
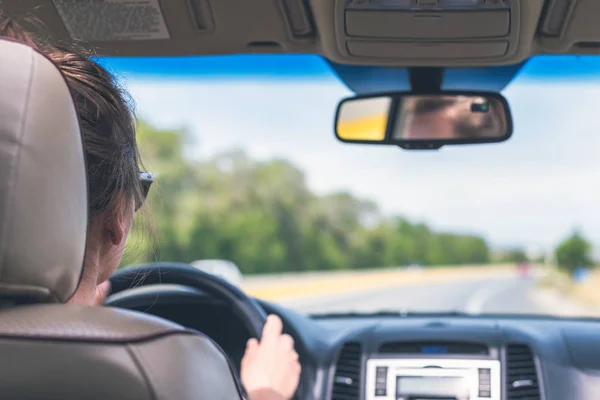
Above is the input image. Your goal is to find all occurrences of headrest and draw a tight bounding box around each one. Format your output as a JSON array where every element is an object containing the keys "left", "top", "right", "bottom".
[{"left": 0, "top": 38, "right": 87, "bottom": 303}]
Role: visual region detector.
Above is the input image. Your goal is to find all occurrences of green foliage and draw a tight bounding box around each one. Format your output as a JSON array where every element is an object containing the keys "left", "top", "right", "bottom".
[
  {"left": 122, "top": 121, "right": 491, "bottom": 273},
  {"left": 555, "top": 231, "right": 593, "bottom": 274},
  {"left": 502, "top": 249, "right": 528, "bottom": 264}
]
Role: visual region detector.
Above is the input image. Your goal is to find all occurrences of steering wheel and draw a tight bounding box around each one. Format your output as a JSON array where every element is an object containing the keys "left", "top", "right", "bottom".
[{"left": 105, "top": 262, "right": 267, "bottom": 338}]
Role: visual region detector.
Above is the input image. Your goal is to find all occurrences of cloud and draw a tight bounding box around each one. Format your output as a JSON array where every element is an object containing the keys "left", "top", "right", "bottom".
[{"left": 124, "top": 78, "right": 600, "bottom": 254}]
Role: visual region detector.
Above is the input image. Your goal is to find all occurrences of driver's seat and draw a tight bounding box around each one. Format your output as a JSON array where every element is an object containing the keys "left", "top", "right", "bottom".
[{"left": 0, "top": 38, "right": 244, "bottom": 399}]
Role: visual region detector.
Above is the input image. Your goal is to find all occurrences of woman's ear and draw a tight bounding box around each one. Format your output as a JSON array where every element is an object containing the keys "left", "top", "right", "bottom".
[
  {"left": 104, "top": 212, "right": 126, "bottom": 246},
  {"left": 104, "top": 191, "right": 134, "bottom": 247}
]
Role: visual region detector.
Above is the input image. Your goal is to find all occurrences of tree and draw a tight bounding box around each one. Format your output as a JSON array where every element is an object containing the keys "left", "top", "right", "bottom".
[
  {"left": 122, "top": 119, "right": 494, "bottom": 273},
  {"left": 555, "top": 231, "right": 593, "bottom": 274},
  {"left": 505, "top": 249, "right": 528, "bottom": 264}
]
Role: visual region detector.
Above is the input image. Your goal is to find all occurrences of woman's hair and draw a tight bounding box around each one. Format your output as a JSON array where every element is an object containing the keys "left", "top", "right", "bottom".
[{"left": 0, "top": 13, "right": 145, "bottom": 218}]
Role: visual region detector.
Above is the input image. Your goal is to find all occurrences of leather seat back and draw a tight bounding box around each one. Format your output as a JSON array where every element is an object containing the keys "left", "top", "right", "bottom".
[
  {"left": 0, "top": 38, "right": 243, "bottom": 399},
  {"left": 0, "top": 304, "right": 244, "bottom": 400},
  {"left": 0, "top": 38, "right": 86, "bottom": 304}
]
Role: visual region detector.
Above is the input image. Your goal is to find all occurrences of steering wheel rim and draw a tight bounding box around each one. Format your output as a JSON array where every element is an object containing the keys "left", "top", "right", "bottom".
[{"left": 106, "top": 262, "right": 267, "bottom": 338}]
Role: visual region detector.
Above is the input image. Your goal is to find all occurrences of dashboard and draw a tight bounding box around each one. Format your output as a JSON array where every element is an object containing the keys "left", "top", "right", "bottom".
[{"left": 108, "top": 285, "right": 600, "bottom": 400}]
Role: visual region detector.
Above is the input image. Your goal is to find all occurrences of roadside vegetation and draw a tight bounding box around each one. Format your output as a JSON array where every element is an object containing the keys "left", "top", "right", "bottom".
[
  {"left": 122, "top": 121, "right": 491, "bottom": 274},
  {"left": 555, "top": 231, "right": 594, "bottom": 274},
  {"left": 538, "top": 231, "right": 599, "bottom": 308}
]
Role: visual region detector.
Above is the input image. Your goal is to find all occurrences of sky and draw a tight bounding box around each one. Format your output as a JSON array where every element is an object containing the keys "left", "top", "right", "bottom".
[{"left": 99, "top": 55, "right": 600, "bottom": 255}]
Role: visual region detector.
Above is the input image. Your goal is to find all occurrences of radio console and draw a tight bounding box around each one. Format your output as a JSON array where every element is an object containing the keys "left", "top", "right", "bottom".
[{"left": 365, "top": 358, "right": 501, "bottom": 400}]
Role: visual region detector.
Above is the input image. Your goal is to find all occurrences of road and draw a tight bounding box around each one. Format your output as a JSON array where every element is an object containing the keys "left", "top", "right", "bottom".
[{"left": 273, "top": 274, "right": 599, "bottom": 317}]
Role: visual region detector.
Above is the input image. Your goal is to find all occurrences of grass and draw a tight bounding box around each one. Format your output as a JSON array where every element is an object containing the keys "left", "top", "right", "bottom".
[
  {"left": 538, "top": 265, "right": 600, "bottom": 309},
  {"left": 570, "top": 268, "right": 600, "bottom": 307},
  {"left": 537, "top": 267, "right": 571, "bottom": 290}
]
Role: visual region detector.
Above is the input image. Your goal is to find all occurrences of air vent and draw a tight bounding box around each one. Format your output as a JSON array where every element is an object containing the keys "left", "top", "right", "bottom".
[
  {"left": 506, "top": 344, "right": 541, "bottom": 400},
  {"left": 379, "top": 341, "right": 489, "bottom": 355},
  {"left": 332, "top": 342, "right": 362, "bottom": 400}
]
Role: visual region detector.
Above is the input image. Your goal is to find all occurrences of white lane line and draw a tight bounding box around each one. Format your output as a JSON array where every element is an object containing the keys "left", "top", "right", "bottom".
[{"left": 464, "top": 281, "right": 514, "bottom": 314}]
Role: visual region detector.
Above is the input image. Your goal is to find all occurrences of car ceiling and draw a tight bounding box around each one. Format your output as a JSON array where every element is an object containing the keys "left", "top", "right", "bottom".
[{"left": 2, "top": 0, "right": 599, "bottom": 93}]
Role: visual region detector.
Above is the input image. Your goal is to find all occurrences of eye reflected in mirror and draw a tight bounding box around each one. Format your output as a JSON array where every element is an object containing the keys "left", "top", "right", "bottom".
[
  {"left": 394, "top": 95, "right": 508, "bottom": 141},
  {"left": 334, "top": 91, "right": 512, "bottom": 149},
  {"left": 336, "top": 96, "right": 392, "bottom": 141}
]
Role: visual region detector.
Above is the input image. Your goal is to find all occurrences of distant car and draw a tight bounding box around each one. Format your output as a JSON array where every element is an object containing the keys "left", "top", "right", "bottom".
[
  {"left": 405, "top": 264, "right": 423, "bottom": 271},
  {"left": 518, "top": 262, "right": 530, "bottom": 277},
  {"left": 190, "top": 259, "right": 243, "bottom": 287}
]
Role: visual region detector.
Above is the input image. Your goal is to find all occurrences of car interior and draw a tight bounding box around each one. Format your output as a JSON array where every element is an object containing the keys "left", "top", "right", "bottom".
[
  {"left": 0, "top": 38, "right": 245, "bottom": 400},
  {"left": 2, "top": 1, "right": 600, "bottom": 400}
]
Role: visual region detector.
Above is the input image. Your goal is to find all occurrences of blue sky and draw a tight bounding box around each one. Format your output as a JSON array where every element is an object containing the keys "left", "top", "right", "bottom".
[{"left": 99, "top": 55, "right": 600, "bottom": 255}]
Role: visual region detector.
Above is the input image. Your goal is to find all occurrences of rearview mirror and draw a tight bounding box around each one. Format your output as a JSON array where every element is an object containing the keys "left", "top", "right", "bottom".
[{"left": 335, "top": 91, "right": 512, "bottom": 150}]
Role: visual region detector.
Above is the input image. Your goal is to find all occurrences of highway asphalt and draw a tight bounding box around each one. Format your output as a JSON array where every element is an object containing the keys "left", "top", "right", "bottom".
[{"left": 276, "top": 274, "right": 599, "bottom": 317}]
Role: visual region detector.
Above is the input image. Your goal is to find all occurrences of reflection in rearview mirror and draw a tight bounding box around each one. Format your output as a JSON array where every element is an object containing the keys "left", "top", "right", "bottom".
[
  {"left": 394, "top": 95, "right": 507, "bottom": 141},
  {"left": 336, "top": 96, "right": 392, "bottom": 141},
  {"left": 334, "top": 91, "right": 512, "bottom": 149}
]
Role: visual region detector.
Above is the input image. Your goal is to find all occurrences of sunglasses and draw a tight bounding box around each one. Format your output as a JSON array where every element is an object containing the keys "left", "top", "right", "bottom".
[{"left": 136, "top": 171, "right": 154, "bottom": 211}]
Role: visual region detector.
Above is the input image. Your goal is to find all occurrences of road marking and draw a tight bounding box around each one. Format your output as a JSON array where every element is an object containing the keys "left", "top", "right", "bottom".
[
  {"left": 464, "top": 280, "right": 514, "bottom": 314},
  {"left": 244, "top": 266, "right": 515, "bottom": 302}
]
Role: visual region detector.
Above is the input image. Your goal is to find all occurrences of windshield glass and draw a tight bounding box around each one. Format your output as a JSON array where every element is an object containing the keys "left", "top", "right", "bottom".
[{"left": 101, "top": 55, "right": 600, "bottom": 318}]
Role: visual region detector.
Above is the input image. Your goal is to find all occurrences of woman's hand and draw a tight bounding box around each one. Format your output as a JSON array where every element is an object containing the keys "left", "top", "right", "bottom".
[
  {"left": 241, "top": 315, "right": 301, "bottom": 400},
  {"left": 86, "top": 282, "right": 302, "bottom": 400}
]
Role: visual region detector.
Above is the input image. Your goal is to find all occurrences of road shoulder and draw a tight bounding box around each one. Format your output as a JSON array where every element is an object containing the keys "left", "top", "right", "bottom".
[{"left": 531, "top": 286, "right": 600, "bottom": 318}]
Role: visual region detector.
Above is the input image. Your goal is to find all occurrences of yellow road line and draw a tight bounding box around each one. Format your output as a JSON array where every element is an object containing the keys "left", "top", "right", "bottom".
[{"left": 243, "top": 266, "right": 513, "bottom": 301}]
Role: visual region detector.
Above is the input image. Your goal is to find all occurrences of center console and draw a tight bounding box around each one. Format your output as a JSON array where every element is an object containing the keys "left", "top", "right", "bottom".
[{"left": 365, "top": 358, "right": 501, "bottom": 400}]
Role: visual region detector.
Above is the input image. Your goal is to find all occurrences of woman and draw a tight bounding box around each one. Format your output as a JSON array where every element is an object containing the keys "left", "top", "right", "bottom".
[{"left": 0, "top": 15, "right": 300, "bottom": 400}]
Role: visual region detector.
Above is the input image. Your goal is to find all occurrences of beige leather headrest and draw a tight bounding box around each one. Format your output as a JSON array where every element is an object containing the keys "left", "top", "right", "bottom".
[{"left": 0, "top": 38, "right": 87, "bottom": 303}]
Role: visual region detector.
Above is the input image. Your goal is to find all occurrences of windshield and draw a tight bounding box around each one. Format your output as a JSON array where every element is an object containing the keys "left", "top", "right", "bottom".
[{"left": 102, "top": 55, "right": 600, "bottom": 318}]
